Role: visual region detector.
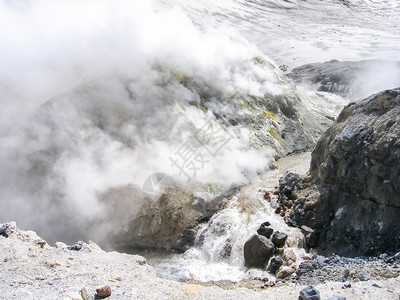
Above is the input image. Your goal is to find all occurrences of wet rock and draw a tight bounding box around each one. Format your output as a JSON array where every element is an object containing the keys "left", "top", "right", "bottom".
[
  {"left": 272, "top": 231, "right": 288, "bottom": 248},
  {"left": 68, "top": 242, "right": 83, "bottom": 251},
  {"left": 175, "top": 226, "right": 197, "bottom": 252},
  {"left": 219, "top": 241, "right": 233, "bottom": 259},
  {"left": 277, "top": 266, "right": 295, "bottom": 279},
  {"left": 116, "top": 186, "right": 238, "bottom": 252},
  {"left": 267, "top": 257, "right": 283, "bottom": 274},
  {"left": 96, "top": 286, "right": 111, "bottom": 298},
  {"left": 257, "top": 226, "right": 274, "bottom": 239},
  {"left": 299, "top": 285, "right": 320, "bottom": 300},
  {"left": 244, "top": 234, "right": 275, "bottom": 268}
]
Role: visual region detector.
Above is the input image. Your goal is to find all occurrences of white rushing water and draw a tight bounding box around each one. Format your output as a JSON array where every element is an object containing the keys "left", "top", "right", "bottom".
[
  {"left": 0, "top": 0, "right": 399, "bottom": 282},
  {"left": 143, "top": 152, "right": 311, "bottom": 282}
]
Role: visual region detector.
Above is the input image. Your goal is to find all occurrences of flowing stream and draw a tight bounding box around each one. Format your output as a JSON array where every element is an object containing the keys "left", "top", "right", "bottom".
[{"left": 141, "top": 152, "right": 311, "bottom": 282}]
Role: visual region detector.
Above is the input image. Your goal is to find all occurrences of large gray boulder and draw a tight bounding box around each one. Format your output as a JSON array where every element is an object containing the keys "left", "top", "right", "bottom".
[
  {"left": 243, "top": 234, "right": 275, "bottom": 268},
  {"left": 278, "top": 88, "right": 400, "bottom": 256}
]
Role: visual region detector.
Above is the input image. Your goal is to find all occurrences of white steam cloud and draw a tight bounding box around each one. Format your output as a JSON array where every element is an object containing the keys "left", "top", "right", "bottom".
[{"left": 0, "top": 0, "right": 281, "bottom": 244}]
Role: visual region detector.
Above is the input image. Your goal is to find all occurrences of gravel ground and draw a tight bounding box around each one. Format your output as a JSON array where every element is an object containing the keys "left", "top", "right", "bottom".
[{"left": 1, "top": 222, "right": 400, "bottom": 300}]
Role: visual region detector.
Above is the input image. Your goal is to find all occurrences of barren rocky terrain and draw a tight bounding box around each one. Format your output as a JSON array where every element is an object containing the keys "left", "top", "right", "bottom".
[{"left": 1, "top": 222, "right": 399, "bottom": 299}]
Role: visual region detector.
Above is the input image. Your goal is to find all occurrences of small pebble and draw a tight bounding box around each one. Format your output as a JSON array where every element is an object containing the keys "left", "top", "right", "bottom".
[
  {"left": 96, "top": 285, "right": 111, "bottom": 298},
  {"left": 80, "top": 287, "right": 88, "bottom": 300},
  {"left": 372, "top": 282, "right": 382, "bottom": 288},
  {"left": 342, "top": 283, "right": 351, "bottom": 289},
  {"left": 68, "top": 242, "right": 83, "bottom": 251}
]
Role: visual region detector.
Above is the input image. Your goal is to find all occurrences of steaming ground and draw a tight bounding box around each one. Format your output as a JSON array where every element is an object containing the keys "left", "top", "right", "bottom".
[
  {"left": 166, "top": 0, "right": 400, "bottom": 99},
  {"left": 0, "top": 0, "right": 400, "bottom": 284},
  {"left": 0, "top": 0, "right": 279, "bottom": 243}
]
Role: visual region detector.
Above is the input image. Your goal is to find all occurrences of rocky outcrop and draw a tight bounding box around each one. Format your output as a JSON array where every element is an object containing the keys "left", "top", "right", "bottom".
[
  {"left": 277, "top": 88, "right": 400, "bottom": 256},
  {"left": 288, "top": 59, "right": 365, "bottom": 96},
  {"left": 114, "top": 186, "right": 239, "bottom": 252},
  {"left": 287, "top": 60, "right": 400, "bottom": 99}
]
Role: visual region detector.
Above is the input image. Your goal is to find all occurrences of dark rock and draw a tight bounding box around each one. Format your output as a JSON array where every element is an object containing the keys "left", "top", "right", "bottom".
[
  {"left": 279, "top": 171, "right": 302, "bottom": 199},
  {"left": 96, "top": 286, "right": 111, "bottom": 298},
  {"left": 267, "top": 257, "right": 283, "bottom": 274},
  {"left": 260, "top": 221, "right": 271, "bottom": 227},
  {"left": 244, "top": 234, "right": 275, "bottom": 268},
  {"left": 219, "top": 241, "right": 233, "bottom": 259},
  {"left": 257, "top": 227, "right": 274, "bottom": 239},
  {"left": 68, "top": 241, "right": 83, "bottom": 251},
  {"left": 296, "top": 260, "right": 319, "bottom": 278},
  {"left": 280, "top": 88, "right": 400, "bottom": 256},
  {"left": 385, "top": 252, "right": 400, "bottom": 263},
  {"left": 0, "top": 224, "right": 9, "bottom": 238},
  {"left": 342, "top": 283, "right": 351, "bottom": 289},
  {"left": 272, "top": 231, "right": 288, "bottom": 248},
  {"left": 327, "top": 297, "right": 346, "bottom": 300},
  {"left": 299, "top": 285, "right": 320, "bottom": 300},
  {"left": 175, "top": 226, "right": 197, "bottom": 252},
  {"left": 301, "top": 226, "right": 318, "bottom": 248}
]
